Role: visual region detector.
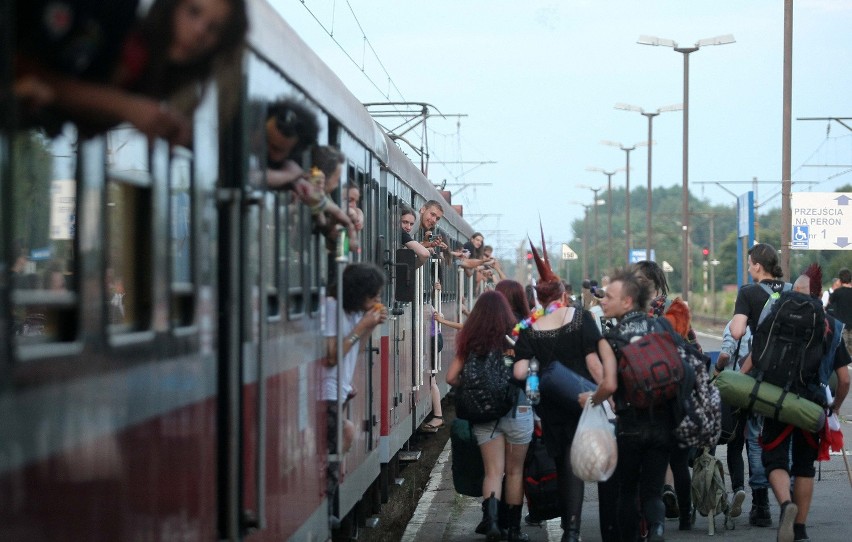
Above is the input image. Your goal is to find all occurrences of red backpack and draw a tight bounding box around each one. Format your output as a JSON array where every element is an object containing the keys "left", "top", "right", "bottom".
[{"left": 617, "top": 319, "right": 686, "bottom": 409}]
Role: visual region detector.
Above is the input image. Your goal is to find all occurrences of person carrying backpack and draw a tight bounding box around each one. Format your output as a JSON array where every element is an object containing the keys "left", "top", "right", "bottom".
[
  {"left": 739, "top": 265, "right": 850, "bottom": 542},
  {"left": 633, "top": 260, "right": 697, "bottom": 530},
  {"left": 446, "top": 291, "right": 533, "bottom": 541},
  {"left": 728, "top": 243, "right": 784, "bottom": 528},
  {"left": 600, "top": 269, "right": 683, "bottom": 542}
]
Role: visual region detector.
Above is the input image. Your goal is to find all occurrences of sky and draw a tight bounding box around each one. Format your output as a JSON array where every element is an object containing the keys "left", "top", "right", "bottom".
[{"left": 267, "top": 0, "right": 852, "bottom": 258}]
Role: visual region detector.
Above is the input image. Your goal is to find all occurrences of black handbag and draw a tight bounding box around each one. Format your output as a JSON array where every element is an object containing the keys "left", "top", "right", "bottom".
[{"left": 523, "top": 429, "right": 560, "bottom": 523}]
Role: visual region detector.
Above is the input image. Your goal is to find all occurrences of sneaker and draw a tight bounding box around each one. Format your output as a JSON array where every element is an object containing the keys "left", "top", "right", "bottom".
[
  {"left": 729, "top": 488, "right": 746, "bottom": 518},
  {"left": 777, "top": 501, "right": 798, "bottom": 542},
  {"left": 662, "top": 485, "right": 679, "bottom": 519}
]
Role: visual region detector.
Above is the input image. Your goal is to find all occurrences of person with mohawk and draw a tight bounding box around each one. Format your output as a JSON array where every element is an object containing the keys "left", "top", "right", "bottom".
[
  {"left": 741, "top": 263, "right": 849, "bottom": 542},
  {"left": 512, "top": 225, "right": 618, "bottom": 542}
]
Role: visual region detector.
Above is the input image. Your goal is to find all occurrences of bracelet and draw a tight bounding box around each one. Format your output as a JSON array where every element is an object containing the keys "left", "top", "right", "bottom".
[{"left": 348, "top": 333, "right": 360, "bottom": 345}]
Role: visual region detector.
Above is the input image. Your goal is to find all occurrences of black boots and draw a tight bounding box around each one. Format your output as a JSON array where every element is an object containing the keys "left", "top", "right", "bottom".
[
  {"left": 662, "top": 484, "right": 679, "bottom": 519},
  {"left": 474, "top": 493, "right": 502, "bottom": 541},
  {"left": 505, "top": 504, "right": 529, "bottom": 541},
  {"left": 561, "top": 516, "right": 581, "bottom": 542},
  {"left": 749, "top": 487, "right": 772, "bottom": 527}
]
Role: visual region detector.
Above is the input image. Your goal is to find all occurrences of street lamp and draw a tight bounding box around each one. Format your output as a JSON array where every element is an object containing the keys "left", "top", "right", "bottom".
[
  {"left": 638, "top": 33, "right": 735, "bottom": 301},
  {"left": 601, "top": 140, "right": 648, "bottom": 266},
  {"left": 614, "top": 103, "right": 682, "bottom": 264},
  {"left": 586, "top": 167, "right": 624, "bottom": 274},
  {"left": 569, "top": 201, "right": 592, "bottom": 280},
  {"left": 576, "top": 185, "right": 604, "bottom": 280}
]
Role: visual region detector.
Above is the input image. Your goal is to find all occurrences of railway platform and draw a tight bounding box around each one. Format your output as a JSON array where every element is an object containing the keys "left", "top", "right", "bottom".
[{"left": 402, "top": 379, "right": 852, "bottom": 542}]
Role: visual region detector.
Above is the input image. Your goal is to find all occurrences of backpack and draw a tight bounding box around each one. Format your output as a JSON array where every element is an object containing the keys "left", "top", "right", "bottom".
[
  {"left": 455, "top": 350, "right": 516, "bottom": 423},
  {"left": 672, "top": 340, "right": 723, "bottom": 449},
  {"left": 690, "top": 448, "right": 729, "bottom": 535},
  {"left": 616, "top": 318, "right": 686, "bottom": 409},
  {"left": 750, "top": 285, "right": 826, "bottom": 404},
  {"left": 523, "top": 429, "right": 560, "bottom": 523}
]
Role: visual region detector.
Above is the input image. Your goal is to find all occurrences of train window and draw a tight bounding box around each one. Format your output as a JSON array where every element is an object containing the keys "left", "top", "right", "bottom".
[
  {"left": 106, "top": 174, "right": 152, "bottom": 334},
  {"left": 9, "top": 127, "right": 79, "bottom": 345},
  {"left": 169, "top": 148, "right": 194, "bottom": 327},
  {"left": 263, "top": 193, "right": 279, "bottom": 319},
  {"left": 283, "top": 193, "right": 306, "bottom": 318}
]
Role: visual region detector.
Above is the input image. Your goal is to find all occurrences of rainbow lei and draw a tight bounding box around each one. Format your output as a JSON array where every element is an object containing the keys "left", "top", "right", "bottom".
[{"left": 512, "top": 300, "right": 565, "bottom": 338}]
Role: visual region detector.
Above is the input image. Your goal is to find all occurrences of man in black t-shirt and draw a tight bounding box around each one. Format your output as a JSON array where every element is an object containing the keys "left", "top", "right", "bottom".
[
  {"left": 728, "top": 243, "right": 783, "bottom": 529},
  {"left": 827, "top": 267, "right": 852, "bottom": 356}
]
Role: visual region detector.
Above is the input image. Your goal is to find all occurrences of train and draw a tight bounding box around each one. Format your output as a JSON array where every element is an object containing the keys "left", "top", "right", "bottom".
[{"left": 1, "top": 1, "right": 478, "bottom": 540}]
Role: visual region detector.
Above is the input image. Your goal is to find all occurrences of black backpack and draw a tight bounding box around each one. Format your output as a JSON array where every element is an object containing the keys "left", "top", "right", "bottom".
[
  {"left": 455, "top": 350, "right": 516, "bottom": 423},
  {"left": 750, "top": 288, "right": 826, "bottom": 403},
  {"left": 523, "top": 430, "right": 560, "bottom": 523}
]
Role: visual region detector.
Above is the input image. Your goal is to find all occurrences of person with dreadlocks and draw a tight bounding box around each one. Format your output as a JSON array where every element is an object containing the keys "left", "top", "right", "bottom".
[
  {"left": 512, "top": 226, "right": 618, "bottom": 542},
  {"left": 740, "top": 263, "right": 849, "bottom": 542}
]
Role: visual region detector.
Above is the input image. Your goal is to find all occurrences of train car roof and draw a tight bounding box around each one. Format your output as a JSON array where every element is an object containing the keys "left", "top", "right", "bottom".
[{"left": 247, "top": 1, "right": 472, "bottom": 237}]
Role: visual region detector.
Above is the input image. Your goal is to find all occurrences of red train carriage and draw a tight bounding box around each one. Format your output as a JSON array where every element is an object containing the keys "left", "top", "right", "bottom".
[{"left": 1, "top": 1, "right": 474, "bottom": 540}]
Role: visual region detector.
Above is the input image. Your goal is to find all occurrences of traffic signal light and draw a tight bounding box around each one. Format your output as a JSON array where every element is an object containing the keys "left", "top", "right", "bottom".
[
  {"left": 702, "top": 247, "right": 710, "bottom": 259},
  {"left": 526, "top": 251, "right": 533, "bottom": 261}
]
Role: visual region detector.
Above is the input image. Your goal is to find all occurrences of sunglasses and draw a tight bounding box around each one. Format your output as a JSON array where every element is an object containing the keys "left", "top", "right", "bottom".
[{"left": 275, "top": 109, "right": 302, "bottom": 137}]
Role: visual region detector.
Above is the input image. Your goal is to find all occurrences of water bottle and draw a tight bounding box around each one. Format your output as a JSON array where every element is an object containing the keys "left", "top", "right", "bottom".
[{"left": 526, "top": 359, "right": 540, "bottom": 405}]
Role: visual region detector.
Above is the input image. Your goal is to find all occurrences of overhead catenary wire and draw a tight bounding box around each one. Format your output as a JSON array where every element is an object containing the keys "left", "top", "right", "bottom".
[{"left": 299, "top": 0, "right": 407, "bottom": 103}]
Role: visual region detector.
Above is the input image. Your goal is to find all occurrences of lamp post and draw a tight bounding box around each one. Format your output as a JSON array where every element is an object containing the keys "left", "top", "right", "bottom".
[
  {"left": 587, "top": 167, "right": 624, "bottom": 274},
  {"left": 602, "top": 140, "right": 648, "bottom": 266},
  {"left": 569, "top": 201, "right": 592, "bottom": 280},
  {"left": 577, "top": 186, "right": 603, "bottom": 280},
  {"left": 638, "top": 33, "right": 735, "bottom": 300},
  {"left": 614, "top": 103, "right": 682, "bottom": 263}
]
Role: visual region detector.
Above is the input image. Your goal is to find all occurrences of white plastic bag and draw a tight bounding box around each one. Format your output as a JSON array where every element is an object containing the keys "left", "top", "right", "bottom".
[{"left": 570, "top": 399, "right": 618, "bottom": 482}]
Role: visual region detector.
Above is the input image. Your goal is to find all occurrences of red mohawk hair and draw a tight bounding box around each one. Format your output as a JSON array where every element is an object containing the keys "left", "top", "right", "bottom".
[
  {"left": 802, "top": 263, "right": 822, "bottom": 299},
  {"left": 529, "top": 221, "right": 563, "bottom": 304}
]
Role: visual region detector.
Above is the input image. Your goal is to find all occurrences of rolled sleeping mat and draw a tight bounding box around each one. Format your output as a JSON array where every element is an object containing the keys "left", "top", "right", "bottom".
[
  {"left": 539, "top": 361, "right": 596, "bottom": 415},
  {"left": 714, "top": 370, "right": 825, "bottom": 433}
]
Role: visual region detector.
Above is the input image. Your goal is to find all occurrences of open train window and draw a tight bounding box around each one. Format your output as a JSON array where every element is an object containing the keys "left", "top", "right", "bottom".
[
  {"left": 282, "top": 193, "right": 307, "bottom": 318},
  {"left": 9, "top": 127, "right": 79, "bottom": 349}
]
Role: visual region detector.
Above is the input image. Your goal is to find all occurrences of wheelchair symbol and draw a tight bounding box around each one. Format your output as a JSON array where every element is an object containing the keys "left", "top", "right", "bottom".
[{"left": 792, "top": 226, "right": 809, "bottom": 248}]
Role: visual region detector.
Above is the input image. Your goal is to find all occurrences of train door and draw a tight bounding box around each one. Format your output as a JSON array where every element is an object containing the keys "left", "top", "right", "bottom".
[{"left": 218, "top": 108, "right": 304, "bottom": 540}]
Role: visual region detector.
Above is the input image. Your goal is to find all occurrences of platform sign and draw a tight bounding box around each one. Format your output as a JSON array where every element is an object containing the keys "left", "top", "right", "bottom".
[
  {"left": 629, "top": 249, "right": 656, "bottom": 263},
  {"left": 561, "top": 243, "right": 578, "bottom": 260},
  {"left": 50, "top": 179, "right": 76, "bottom": 240},
  {"left": 791, "top": 192, "right": 852, "bottom": 250}
]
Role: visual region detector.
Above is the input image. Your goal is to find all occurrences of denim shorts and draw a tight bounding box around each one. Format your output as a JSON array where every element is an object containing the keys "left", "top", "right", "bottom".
[{"left": 473, "top": 406, "right": 534, "bottom": 446}]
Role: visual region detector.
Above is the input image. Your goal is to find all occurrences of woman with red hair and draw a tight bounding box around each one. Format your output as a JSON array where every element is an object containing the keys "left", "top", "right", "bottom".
[{"left": 446, "top": 291, "right": 533, "bottom": 541}]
